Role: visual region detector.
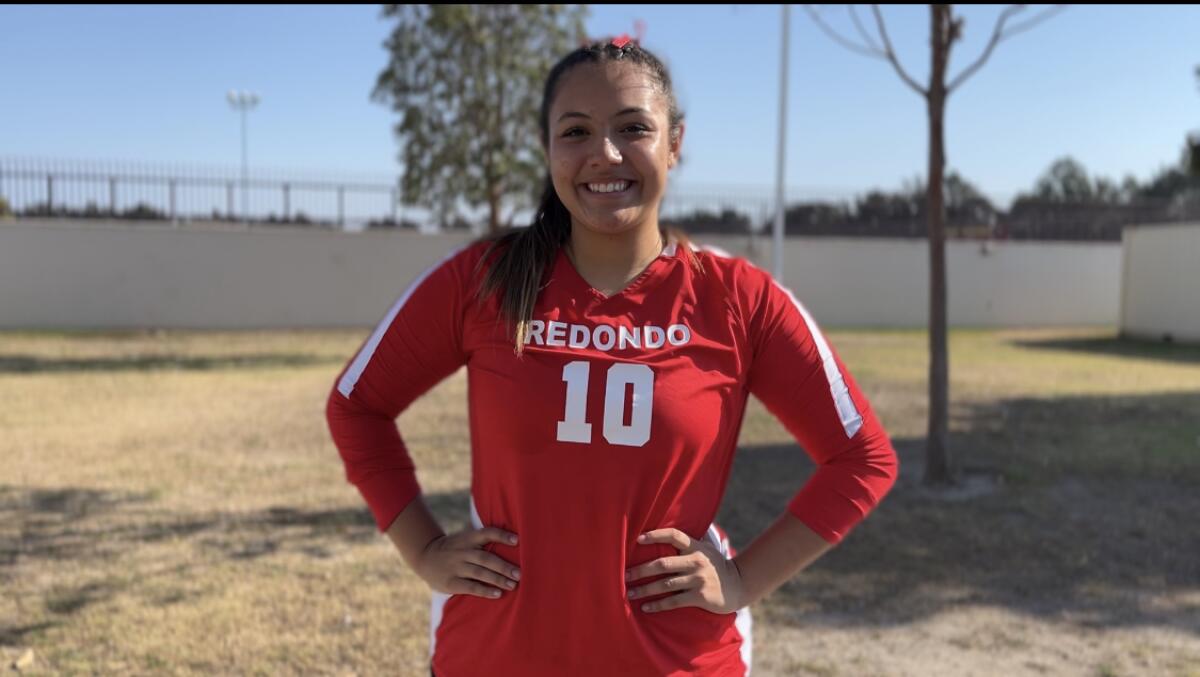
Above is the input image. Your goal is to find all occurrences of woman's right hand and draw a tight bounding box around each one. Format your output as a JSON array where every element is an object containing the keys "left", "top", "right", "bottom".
[{"left": 414, "top": 527, "right": 521, "bottom": 599}]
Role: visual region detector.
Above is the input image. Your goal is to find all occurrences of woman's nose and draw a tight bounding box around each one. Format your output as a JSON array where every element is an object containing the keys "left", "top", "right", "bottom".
[{"left": 590, "top": 136, "right": 622, "bottom": 165}]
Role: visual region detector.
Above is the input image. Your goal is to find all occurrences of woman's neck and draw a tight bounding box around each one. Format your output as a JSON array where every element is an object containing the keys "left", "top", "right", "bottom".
[{"left": 564, "top": 222, "right": 666, "bottom": 297}]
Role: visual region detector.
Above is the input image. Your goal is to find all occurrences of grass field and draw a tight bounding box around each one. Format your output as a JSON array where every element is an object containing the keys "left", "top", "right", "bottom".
[{"left": 2, "top": 327, "right": 1198, "bottom": 676}]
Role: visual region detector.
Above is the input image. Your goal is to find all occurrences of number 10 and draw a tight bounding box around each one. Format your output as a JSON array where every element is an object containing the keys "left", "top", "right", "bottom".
[{"left": 556, "top": 361, "right": 654, "bottom": 447}]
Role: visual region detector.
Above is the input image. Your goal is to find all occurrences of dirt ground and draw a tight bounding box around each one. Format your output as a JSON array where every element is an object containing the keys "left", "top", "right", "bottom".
[{"left": 2, "top": 327, "right": 1198, "bottom": 676}]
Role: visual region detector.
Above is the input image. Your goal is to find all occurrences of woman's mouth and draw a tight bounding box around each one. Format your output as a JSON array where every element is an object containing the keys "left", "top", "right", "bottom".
[{"left": 583, "top": 180, "right": 636, "bottom": 195}]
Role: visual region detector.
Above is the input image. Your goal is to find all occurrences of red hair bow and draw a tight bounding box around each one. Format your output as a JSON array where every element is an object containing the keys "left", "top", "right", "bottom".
[{"left": 611, "top": 34, "right": 632, "bottom": 49}]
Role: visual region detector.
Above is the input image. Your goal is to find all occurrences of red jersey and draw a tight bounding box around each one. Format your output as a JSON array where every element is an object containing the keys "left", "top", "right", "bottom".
[{"left": 325, "top": 236, "right": 898, "bottom": 676}]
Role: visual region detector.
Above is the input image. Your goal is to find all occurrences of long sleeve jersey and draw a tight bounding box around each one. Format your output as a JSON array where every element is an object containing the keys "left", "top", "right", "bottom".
[{"left": 325, "top": 237, "right": 898, "bottom": 677}]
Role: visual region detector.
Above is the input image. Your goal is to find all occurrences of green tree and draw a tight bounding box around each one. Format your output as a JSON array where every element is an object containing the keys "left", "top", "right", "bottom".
[
  {"left": 805, "top": 4, "right": 1062, "bottom": 486},
  {"left": 372, "top": 5, "right": 588, "bottom": 233},
  {"left": 1031, "top": 157, "right": 1098, "bottom": 203},
  {"left": 1189, "top": 65, "right": 1200, "bottom": 176}
]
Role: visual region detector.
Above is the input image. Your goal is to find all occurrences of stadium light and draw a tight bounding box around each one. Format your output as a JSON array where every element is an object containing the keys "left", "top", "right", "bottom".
[{"left": 227, "top": 90, "right": 260, "bottom": 223}]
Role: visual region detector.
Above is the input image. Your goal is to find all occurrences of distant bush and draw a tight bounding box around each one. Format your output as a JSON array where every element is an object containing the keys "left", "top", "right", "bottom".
[
  {"left": 662, "top": 208, "right": 752, "bottom": 235},
  {"left": 366, "top": 217, "right": 422, "bottom": 231}
]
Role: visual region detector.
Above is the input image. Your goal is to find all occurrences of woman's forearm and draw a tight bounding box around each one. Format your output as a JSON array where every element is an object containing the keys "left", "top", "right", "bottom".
[
  {"left": 731, "top": 511, "right": 835, "bottom": 607},
  {"left": 384, "top": 494, "right": 447, "bottom": 571}
]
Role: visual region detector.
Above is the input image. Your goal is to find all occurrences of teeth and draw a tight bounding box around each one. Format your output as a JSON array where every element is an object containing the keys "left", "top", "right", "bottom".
[{"left": 588, "top": 181, "right": 629, "bottom": 193}]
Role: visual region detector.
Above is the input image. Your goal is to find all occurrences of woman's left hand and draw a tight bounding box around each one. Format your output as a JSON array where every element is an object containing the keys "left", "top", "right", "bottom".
[{"left": 624, "top": 528, "right": 745, "bottom": 614}]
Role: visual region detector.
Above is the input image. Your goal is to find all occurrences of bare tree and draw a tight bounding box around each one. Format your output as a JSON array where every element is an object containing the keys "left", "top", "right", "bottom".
[
  {"left": 1190, "top": 65, "right": 1200, "bottom": 176},
  {"left": 804, "top": 4, "right": 1063, "bottom": 486}
]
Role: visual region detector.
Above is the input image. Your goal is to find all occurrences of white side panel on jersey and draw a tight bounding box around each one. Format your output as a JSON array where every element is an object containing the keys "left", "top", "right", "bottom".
[
  {"left": 770, "top": 279, "right": 864, "bottom": 438},
  {"left": 705, "top": 524, "right": 754, "bottom": 676},
  {"left": 429, "top": 496, "right": 486, "bottom": 659},
  {"left": 337, "top": 245, "right": 467, "bottom": 400},
  {"left": 429, "top": 589, "right": 449, "bottom": 659}
]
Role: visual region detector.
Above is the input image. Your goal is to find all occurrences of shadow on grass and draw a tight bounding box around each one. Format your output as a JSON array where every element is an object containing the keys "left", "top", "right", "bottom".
[
  {"left": 1011, "top": 334, "right": 1200, "bottom": 365},
  {"left": 0, "top": 353, "right": 343, "bottom": 374},
  {"left": 0, "top": 485, "right": 474, "bottom": 573},
  {"left": 0, "top": 482, "right": 481, "bottom": 644},
  {"left": 5, "top": 390, "right": 1197, "bottom": 637},
  {"left": 719, "top": 389, "right": 1200, "bottom": 637},
  {"left": 0, "top": 621, "right": 59, "bottom": 645}
]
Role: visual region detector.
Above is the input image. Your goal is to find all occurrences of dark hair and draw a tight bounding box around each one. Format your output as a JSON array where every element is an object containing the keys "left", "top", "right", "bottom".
[{"left": 474, "top": 39, "right": 703, "bottom": 355}]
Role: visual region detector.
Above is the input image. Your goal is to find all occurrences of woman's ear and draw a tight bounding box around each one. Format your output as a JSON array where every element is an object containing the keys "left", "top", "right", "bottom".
[{"left": 668, "top": 122, "right": 685, "bottom": 169}]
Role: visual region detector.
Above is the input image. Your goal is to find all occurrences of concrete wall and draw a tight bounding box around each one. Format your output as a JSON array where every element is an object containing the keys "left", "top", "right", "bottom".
[
  {"left": 0, "top": 219, "right": 475, "bottom": 330},
  {"left": 0, "top": 219, "right": 1121, "bottom": 331},
  {"left": 721, "top": 235, "right": 1121, "bottom": 328},
  {"left": 1119, "top": 222, "right": 1200, "bottom": 342}
]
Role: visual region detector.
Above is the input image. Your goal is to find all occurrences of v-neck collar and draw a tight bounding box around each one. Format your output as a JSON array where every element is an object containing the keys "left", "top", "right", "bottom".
[{"left": 554, "top": 237, "right": 681, "bottom": 302}]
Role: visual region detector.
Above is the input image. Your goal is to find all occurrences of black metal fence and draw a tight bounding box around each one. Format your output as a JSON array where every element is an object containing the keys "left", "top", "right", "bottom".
[
  {"left": 2, "top": 157, "right": 1196, "bottom": 240},
  {"left": 0, "top": 157, "right": 411, "bottom": 230}
]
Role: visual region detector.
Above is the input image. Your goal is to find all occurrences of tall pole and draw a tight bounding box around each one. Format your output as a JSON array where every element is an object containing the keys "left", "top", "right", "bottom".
[
  {"left": 227, "top": 90, "right": 259, "bottom": 224},
  {"left": 773, "top": 4, "right": 790, "bottom": 281},
  {"left": 240, "top": 104, "right": 248, "bottom": 220}
]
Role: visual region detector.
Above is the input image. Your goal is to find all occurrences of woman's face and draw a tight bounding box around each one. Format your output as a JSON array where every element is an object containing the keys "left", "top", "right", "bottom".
[{"left": 546, "top": 61, "right": 683, "bottom": 240}]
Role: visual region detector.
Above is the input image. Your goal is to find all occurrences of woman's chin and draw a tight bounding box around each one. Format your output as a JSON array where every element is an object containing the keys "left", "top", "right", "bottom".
[{"left": 574, "top": 210, "right": 648, "bottom": 236}]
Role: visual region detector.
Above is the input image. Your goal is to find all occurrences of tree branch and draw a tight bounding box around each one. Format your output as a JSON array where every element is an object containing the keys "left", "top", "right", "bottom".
[
  {"left": 1001, "top": 4, "right": 1067, "bottom": 41},
  {"left": 847, "top": 5, "right": 882, "bottom": 54},
  {"left": 871, "top": 5, "right": 928, "bottom": 97},
  {"left": 802, "top": 5, "right": 885, "bottom": 59},
  {"left": 947, "top": 4, "right": 1066, "bottom": 93}
]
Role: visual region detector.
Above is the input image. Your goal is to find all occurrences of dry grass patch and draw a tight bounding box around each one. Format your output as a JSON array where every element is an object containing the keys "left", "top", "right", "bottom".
[{"left": 2, "top": 327, "right": 1198, "bottom": 675}]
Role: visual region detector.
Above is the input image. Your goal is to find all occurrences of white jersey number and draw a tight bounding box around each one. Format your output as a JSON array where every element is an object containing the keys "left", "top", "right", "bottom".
[{"left": 556, "top": 361, "right": 653, "bottom": 447}]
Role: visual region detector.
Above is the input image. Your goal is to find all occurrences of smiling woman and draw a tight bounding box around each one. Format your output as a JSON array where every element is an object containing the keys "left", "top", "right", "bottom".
[
  {"left": 548, "top": 62, "right": 681, "bottom": 237},
  {"left": 326, "top": 36, "right": 898, "bottom": 677}
]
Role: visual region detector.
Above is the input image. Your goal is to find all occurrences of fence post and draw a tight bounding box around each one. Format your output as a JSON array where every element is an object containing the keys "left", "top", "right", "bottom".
[
  {"left": 109, "top": 177, "right": 117, "bottom": 216},
  {"left": 226, "top": 182, "right": 234, "bottom": 220},
  {"left": 169, "top": 179, "right": 178, "bottom": 225},
  {"left": 47, "top": 175, "right": 54, "bottom": 214},
  {"left": 391, "top": 187, "right": 398, "bottom": 225},
  {"left": 338, "top": 186, "right": 345, "bottom": 229},
  {"left": 283, "top": 183, "right": 290, "bottom": 221}
]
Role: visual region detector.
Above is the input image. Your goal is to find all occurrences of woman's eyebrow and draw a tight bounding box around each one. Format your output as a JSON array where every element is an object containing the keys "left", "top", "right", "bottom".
[{"left": 555, "top": 107, "right": 649, "bottom": 123}]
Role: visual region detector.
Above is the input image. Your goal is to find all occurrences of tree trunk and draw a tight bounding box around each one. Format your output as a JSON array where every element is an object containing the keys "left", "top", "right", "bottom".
[
  {"left": 924, "top": 4, "right": 954, "bottom": 485},
  {"left": 486, "top": 4, "right": 504, "bottom": 235},
  {"left": 487, "top": 182, "right": 502, "bottom": 234}
]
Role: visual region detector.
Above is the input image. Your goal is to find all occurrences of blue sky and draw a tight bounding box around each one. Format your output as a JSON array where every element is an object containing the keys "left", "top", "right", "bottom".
[{"left": 1, "top": 4, "right": 1197, "bottom": 208}]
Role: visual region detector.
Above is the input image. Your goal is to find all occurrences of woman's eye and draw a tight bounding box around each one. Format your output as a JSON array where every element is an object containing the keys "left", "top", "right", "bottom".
[
  {"left": 562, "top": 127, "right": 585, "bottom": 138},
  {"left": 624, "top": 124, "right": 649, "bottom": 134}
]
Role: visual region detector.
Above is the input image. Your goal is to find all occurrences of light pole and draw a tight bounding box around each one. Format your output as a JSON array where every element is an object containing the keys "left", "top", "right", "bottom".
[
  {"left": 227, "top": 90, "right": 260, "bottom": 223},
  {"left": 773, "top": 4, "right": 790, "bottom": 282}
]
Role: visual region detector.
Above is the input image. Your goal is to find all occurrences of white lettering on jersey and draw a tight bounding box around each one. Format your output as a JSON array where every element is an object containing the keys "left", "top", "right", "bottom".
[
  {"left": 526, "top": 320, "right": 545, "bottom": 346},
  {"left": 546, "top": 321, "right": 568, "bottom": 347},
  {"left": 569, "top": 324, "right": 590, "bottom": 349},
  {"left": 618, "top": 325, "right": 641, "bottom": 350},
  {"left": 644, "top": 325, "right": 666, "bottom": 349},
  {"left": 593, "top": 325, "right": 616, "bottom": 352},
  {"left": 667, "top": 324, "right": 691, "bottom": 346},
  {"left": 527, "top": 318, "right": 690, "bottom": 352}
]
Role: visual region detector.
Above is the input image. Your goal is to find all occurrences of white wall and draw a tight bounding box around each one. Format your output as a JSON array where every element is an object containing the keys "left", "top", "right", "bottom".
[
  {"left": 1119, "top": 222, "right": 1200, "bottom": 342},
  {"left": 0, "top": 219, "right": 475, "bottom": 330},
  {"left": 0, "top": 219, "right": 1121, "bottom": 331},
  {"left": 702, "top": 234, "right": 1121, "bottom": 328}
]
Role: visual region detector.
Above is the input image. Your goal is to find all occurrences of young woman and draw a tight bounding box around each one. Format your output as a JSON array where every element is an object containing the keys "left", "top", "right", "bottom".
[{"left": 326, "top": 37, "right": 898, "bottom": 677}]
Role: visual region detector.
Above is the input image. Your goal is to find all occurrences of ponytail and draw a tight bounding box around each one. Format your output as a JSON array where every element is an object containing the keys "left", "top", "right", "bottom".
[{"left": 474, "top": 177, "right": 570, "bottom": 355}]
